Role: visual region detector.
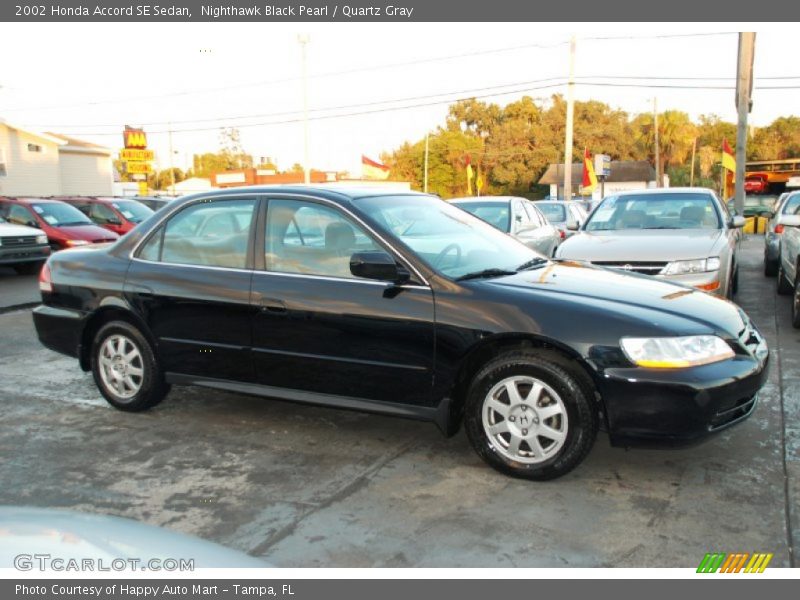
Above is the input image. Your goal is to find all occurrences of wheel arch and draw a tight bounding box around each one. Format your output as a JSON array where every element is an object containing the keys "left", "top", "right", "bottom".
[
  {"left": 446, "top": 333, "right": 607, "bottom": 431},
  {"left": 78, "top": 303, "right": 155, "bottom": 372}
]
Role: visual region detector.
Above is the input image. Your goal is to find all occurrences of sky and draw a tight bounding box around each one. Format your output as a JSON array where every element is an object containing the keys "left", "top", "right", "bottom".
[{"left": 0, "top": 22, "right": 797, "bottom": 176}]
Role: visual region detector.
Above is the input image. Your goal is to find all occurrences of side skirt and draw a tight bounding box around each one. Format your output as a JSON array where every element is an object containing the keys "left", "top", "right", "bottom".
[{"left": 165, "top": 373, "right": 455, "bottom": 436}]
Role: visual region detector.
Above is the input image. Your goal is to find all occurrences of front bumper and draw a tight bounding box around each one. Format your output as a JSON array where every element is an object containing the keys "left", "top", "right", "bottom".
[
  {"left": 599, "top": 341, "right": 769, "bottom": 447},
  {"left": 0, "top": 244, "right": 50, "bottom": 265},
  {"left": 32, "top": 305, "right": 86, "bottom": 359}
]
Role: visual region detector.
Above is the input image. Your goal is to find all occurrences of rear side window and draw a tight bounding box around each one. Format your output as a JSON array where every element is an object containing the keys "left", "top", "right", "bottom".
[
  {"left": 137, "top": 198, "right": 256, "bottom": 269},
  {"left": 783, "top": 195, "right": 800, "bottom": 216}
]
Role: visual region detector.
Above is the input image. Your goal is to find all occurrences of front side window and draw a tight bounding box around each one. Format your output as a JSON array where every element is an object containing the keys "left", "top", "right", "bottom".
[
  {"left": 357, "top": 195, "right": 542, "bottom": 279},
  {"left": 586, "top": 193, "right": 722, "bottom": 231},
  {"left": 90, "top": 203, "right": 118, "bottom": 224},
  {"left": 138, "top": 198, "right": 256, "bottom": 269},
  {"left": 265, "top": 199, "right": 381, "bottom": 279}
]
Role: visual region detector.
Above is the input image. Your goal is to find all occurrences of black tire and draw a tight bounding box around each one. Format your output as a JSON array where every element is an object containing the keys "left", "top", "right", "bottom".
[
  {"left": 793, "top": 275, "right": 800, "bottom": 329},
  {"left": 90, "top": 320, "right": 170, "bottom": 411},
  {"left": 464, "top": 350, "right": 598, "bottom": 481},
  {"left": 777, "top": 261, "right": 793, "bottom": 295},
  {"left": 764, "top": 254, "right": 778, "bottom": 277},
  {"left": 13, "top": 261, "right": 43, "bottom": 275}
]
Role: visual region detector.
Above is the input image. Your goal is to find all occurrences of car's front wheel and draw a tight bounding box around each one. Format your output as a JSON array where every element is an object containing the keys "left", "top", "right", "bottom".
[
  {"left": 90, "top": 320, "right": 170, "bottom": 411},
  {"left": 464, "top": 351, "right": 598, "bottom": 481},
  {"left": 777, "top": 261, "right": 793, "bottom": 295}
]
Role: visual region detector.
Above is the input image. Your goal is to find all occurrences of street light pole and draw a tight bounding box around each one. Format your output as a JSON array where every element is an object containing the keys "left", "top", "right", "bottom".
[
  {"left": 562, "top": 35, "right": 576, "bottom": 200},
  {"left": 298, "top": 34, "right": 311, "bottom": 185}
]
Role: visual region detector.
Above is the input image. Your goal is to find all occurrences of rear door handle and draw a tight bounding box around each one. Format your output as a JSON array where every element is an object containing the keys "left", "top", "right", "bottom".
[{"left": 259, "top": 297, "right": 287, "bottom": 313}]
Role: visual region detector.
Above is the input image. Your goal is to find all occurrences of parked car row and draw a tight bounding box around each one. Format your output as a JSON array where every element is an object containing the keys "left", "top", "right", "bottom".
[
  {"left": 0, "top": 196, "right": 158, "bottom": 274},
  {"left": 767, "top": 190, "right": 800, "bottom": 327},
  {"left": 33, "top": 186, "right": 769, "bottom": 481}
]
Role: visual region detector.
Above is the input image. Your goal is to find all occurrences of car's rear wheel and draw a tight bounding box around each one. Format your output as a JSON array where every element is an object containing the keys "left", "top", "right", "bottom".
[
  {"left": 91, "top": 320, "right": 169, "bottom": 411},
  {"left": 464, "top": 351, "right": 598, "bottom": 481},
  {"left": 794, "top": 270, "right": 800, "bottom": 329},
  {"left": 764, "top": 251, "right": 778, "bottom": 277},
  {"left": 777, "top": 261, "right": 793, "bottom": 295}
]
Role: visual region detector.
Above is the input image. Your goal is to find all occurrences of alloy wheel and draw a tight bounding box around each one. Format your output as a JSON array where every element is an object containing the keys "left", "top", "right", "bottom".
[
  {"left": 482, "top": 376, "right": 568, "bottom": 464},
  {"left": 98, "top": 334, "right": 144, "bottom": 399}
]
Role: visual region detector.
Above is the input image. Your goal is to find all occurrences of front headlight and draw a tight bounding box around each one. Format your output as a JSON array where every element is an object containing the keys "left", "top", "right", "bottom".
[
  {"left": 35, "top": 235, "right": 48, "bottom": 245},
  {"left": 661, "top": 257, "right": 720, "bottom": 276},
  {"left": 65, "top": 240, "right": 90, "bottom": 247},
  {"left": 620, "top": 335, "right": 735, "bottom": 368}
]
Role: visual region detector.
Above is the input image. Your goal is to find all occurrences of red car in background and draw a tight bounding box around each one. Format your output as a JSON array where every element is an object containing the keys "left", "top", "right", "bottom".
[
  {"left": 0, "top": 197, "right": 118, "bottom": 251},
  {"left": 55, "top": 197, "right": 154, "bottom": 235},
  {"left": 744, "top": 174, "right": 769, "bottom": 194}
]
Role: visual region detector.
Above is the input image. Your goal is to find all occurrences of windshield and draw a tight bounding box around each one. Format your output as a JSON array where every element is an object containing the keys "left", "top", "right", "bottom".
[
  {"left": 357, "top": 195, "right": 543, "bottom": 279},
  {"left": 585, "top": 193, "right": 721, "bottom": 231},
  {"left": 537, "top": 203, "right": 567, "bottom": 223},
  {"left": 112, "top": 200, "right": 154, "bottom": 223},
  {"left": 31, "top": 202, "right": 92, "bottom": 227},
  {"left": 450, "top": 201, "right": 511, "bottom": 232}
]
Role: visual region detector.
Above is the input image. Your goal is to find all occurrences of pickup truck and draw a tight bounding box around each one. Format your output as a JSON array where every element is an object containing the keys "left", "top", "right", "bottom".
[{"left": 0, "top": 216, "right": 50, "bottom": 274}]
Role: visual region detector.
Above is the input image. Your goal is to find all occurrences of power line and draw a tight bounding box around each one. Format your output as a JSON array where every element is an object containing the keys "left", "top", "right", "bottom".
[{"left": 0, "top": 31, "right": 737, "bottom": 113}]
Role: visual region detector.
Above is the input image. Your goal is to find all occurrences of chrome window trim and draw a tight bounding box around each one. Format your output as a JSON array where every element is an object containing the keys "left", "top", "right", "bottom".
[{"left": 129, "top": 191, "right": 430, "bottom": 286}]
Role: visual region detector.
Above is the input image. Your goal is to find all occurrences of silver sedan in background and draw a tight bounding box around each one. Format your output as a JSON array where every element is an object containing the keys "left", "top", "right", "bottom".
[
  {"left": 535, "top": 200, "right": 589, "bottom": 239},
  {"left": 764, "top": 191, "right": 800, "bottom": 276},
  {"left": 556, "top": 188, "right": 746, "bottom": 298},
  {"left": 450, "top": 196, "right": 561, "bottom": 256}
]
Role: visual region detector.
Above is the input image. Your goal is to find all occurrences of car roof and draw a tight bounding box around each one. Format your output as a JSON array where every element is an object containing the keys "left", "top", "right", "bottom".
[
  {"left": 449, "top": 196, "right": 516, "bottom": 204},
  {"left": 611, "top": 187, "right": 715, "bottom": 197},
  {"left": 172, "top": 185, "right": 431, "bottom": 208},
  {"left": 1, "top": 197, "right": 64, "bottom": 204}
]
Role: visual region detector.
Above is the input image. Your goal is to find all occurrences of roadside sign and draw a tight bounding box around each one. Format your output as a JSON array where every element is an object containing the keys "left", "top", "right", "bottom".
[
  {"left": 123, "top": 126, "right": 147, "bottom": 149},
  {"left": 120, "top": 149, "right": 155, "bottom": 161},
  {"left": 594, "top": 154, "right": 611, "bottom": 178},
  {"left": 127, "top": 162, "right": 153, "bottom": 174}
]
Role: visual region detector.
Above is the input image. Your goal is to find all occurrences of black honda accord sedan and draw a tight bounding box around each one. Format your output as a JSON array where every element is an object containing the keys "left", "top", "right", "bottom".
[{"left": 33, "top": 187, "right": 769, "bottom": 480}]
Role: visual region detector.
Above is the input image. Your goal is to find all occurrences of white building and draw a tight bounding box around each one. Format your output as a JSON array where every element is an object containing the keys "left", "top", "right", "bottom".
[
  {"left": 538, "top": 160, "right": 659, "bottom": 201},
  {"left": 0, "top": 119, "right": 114, "bottom": 197},
  {"left": 48, "top": 133, "right": 115, "bottom": 196}
]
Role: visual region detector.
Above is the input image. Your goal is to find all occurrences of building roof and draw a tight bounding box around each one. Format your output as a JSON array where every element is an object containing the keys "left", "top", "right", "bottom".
[
  {"left": 538, "top": 160, "right": 656, "bottom": 185},
  {"left": 45, "top": 133, "right": 112, "bottom": 155},
  {"left": 0, "top": 119, "right": 66, "bottom": 145}
]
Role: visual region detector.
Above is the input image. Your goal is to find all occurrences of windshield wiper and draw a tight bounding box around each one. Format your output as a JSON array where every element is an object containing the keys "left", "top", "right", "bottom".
[
  {"left": 456, "top": 268, "right": 518, "bottom": 282},
  {"left": 516, "top": 257, "right": 548, "bottom": 271}
]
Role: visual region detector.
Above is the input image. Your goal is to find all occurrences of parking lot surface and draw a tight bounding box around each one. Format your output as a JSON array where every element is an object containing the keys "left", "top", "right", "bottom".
[
  {"left": 0, "top": 237, "right": 796, "bottom": 567},
  {"left": 0, "top": 266, "right": 38, "bottom": 311}
]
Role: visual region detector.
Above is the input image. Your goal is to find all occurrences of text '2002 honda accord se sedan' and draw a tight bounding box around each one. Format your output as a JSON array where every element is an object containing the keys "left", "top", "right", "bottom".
[{"left": 33, "top": 187, "right": 769, "bottom": 480}]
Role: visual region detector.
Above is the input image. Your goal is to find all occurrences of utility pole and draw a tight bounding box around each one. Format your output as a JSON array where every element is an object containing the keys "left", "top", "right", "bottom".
[
  {"left": 298, "top": 34, "right": 311, "bottom": 185},
  {"left": 735, "top": 33, "right": 756, "bottom": 217},
  {"left": 653, "top": 97, "right": 661, "bottom": 188},
  {"left": 168, "top": 123, "right": 175, "bottom": 196},
  {"left": 423, "top": 133, "right": 429, "bottom": 194},
  {"left": 562, "top": 35, "right": 576, "bottom": 200},
  {"left": 690, "top": 137, "right": 697, "bottom": 187}
]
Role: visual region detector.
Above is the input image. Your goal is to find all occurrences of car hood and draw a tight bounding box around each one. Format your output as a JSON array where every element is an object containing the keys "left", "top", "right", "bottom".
[
  {"left": 55, "top": 224, "right": 119, "bottom": 240},
  {"left": 557, "top": 229, "right": 724, "bottom": 262},
  {"left": 0, "top": 222, "right": 44, "bottom": 237},
  {"left": 483, "top": 260, "right": 746, "bottom": 337}
]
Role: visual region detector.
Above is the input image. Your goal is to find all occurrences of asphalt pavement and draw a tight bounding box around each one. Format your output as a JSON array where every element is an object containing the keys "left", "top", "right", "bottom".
[
  {"left": 0, "top": 266, "right": 39, "bottom": 311},
  {"left": 0, "top": 236, "right": 795, "bottom": 567}
]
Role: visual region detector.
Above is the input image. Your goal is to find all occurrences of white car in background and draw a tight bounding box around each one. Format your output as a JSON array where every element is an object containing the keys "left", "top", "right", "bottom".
[
  {"left": 775, "top": 207, "right": 800, "bottom": 327},
  {"left": 556, "top": 188, "right": 745, "bottom": 298},
  {"left": 0, "top": 215, "right": 50, "bottom": 274}
]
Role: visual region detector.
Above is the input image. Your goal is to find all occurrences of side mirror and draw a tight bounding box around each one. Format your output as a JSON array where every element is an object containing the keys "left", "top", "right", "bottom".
[
  {"left": 350, "top": 251, "right": 408, "bottom": 283},
  {"left": 566, "top": 222, "right": 579, "bottom": 231},
  {"left": 27, "top": 221, "right": 38, "bottom": 228},
  {"left": 781, "top": 214, "right": 800, "bottom": 228},
  {"left": 730, "top": 215, "right": 747, "bottom": 228}
]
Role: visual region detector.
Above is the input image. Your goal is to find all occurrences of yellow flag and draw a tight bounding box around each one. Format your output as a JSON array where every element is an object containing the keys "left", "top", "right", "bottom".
[{"left": 466, "top": 163, "right": 474, "bottom": 195}]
